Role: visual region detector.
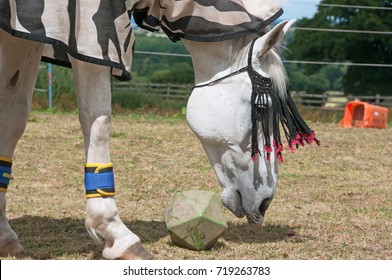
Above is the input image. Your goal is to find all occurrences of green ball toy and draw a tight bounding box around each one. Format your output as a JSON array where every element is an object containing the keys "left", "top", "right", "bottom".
[{"left": 164, "top": 190, "right": 228, "bottom": 251}]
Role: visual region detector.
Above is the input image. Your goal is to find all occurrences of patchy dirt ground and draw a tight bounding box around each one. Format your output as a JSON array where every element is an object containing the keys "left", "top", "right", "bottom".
[{"left": 4, "top": 112, "right": 392, "bottom": 259}]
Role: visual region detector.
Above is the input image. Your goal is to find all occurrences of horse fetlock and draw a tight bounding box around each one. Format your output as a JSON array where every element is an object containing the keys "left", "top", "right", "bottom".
[
  {"left": 0, "top": 222, "right": 24, "bottom": 256},
  {"left": 84, "top": 217, "right": 103, "bottom": 243},
  {"left": 85, "top": 197, "right": 143, "bottom": 259},
  {"left": 85, "top": 197, "right": 118, "bottom": 239},
  {"left": 99, "top": 221, "right": 144, "bottom": 259},
  {"left": 0, "top": 235, "right": 24, "bottom": 257}
]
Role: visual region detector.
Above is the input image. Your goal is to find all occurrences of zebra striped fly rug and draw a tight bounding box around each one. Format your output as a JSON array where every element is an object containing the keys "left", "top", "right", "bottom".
[{"left": 0, "top": 0, "right": 283, "bottom": 81}]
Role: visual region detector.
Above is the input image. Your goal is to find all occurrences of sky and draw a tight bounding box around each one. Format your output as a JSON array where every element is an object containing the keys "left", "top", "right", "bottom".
[{"left": 279, "top": 0, "right": 320, "bottom": 20}]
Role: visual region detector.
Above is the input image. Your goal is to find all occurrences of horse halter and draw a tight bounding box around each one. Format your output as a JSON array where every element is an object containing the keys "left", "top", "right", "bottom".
[{"left": 193, "top": 38, "right": 320, "bottom": 163}]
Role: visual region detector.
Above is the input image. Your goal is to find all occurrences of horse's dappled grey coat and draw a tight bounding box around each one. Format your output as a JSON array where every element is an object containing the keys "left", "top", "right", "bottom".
[{"left": 0, "top": 0, "right": 283, "bottom": 81}]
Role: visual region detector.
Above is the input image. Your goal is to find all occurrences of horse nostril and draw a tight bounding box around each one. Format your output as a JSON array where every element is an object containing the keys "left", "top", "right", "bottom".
[{"left": 259, "top": 197, "right": 272, "bottom": 217}]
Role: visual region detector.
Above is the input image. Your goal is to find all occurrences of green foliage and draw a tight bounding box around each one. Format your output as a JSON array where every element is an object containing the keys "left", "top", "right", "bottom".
[
  {"left": 287, "top": 64, "right": 345, "bottom": 93},
  {"left": 131, "top": 34, "right": 194, "bottom": 84},
  {"left": 112, "top": 33, "right": 193, "bottom": 113},
  {"left": 35, "top": 64, "right": 76, "bottom": 101},
  {"left": 33, "top": 33, "right": 193, "bottom": 113},
  {"left": 151, "top": 62, "right": 194, "bottom": 84},
  {"left": 112, "top": 89, "right": 187, "bottom": 112},
  {"left": 287, "top": 0, "right": 392, "bottom": 95},
  {"left": 34, "top": 64, "right": 76, "bottom": 111}
]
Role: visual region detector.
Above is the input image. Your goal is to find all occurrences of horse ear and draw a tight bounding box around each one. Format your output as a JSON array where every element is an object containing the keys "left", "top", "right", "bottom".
[{"left": 256, "top": 19, "right": 296, "bottom": 58}]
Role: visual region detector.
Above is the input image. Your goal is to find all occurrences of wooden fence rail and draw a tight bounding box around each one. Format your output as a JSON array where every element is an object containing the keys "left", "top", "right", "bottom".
[
  {"left": 291, "top": 91, "right": 392, "bottom": 110},
  {"left": 112, "top": 82, "right": 193, "bottom": 101},
  {"left": 112, "top": 82, "right": 392, "bottom": 109}
]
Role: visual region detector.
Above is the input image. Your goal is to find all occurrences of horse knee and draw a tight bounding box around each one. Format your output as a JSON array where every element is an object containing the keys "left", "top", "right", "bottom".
[
  {"left": 79, "top": 114, "right": 112, "bottom": 162},
  {"left": 90, "top": 115, "right": 112, "bottom": 143},
  {"left": 0, "top": 84, "right": 33, "bottom": 156},
  {"left": 82, "top": 114, "right": 112, "bottom": 148},
  {"left": 79, "top": 110, "right": 111, "bottom": 134}
]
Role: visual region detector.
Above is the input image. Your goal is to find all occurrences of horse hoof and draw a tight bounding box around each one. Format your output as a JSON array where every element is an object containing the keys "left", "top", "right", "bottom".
[
  {"left": 116, "top": 243, "right": 154, "bottom": 260},
  {"left": 0, "top": 241, "right": 24, "bottom": 257}
]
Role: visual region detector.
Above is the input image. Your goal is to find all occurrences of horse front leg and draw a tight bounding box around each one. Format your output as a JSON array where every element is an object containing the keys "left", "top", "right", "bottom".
[
  {"left": 70, "top": 58, "right": 152, "bottom": 260},
  {"left": 0, "top": 30, "right": 44, "bottom": 256}
]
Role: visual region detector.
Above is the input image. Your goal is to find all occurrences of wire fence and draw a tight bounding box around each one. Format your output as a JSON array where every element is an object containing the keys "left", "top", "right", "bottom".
[{"left": 112, "top": 82, "right": 392, "bottom": 109}]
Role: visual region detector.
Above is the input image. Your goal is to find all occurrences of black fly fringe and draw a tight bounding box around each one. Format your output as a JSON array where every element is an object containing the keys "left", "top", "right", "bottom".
[
  {"left": 248, "top": 40, "right": 320, "bottom": 163},
  {"left": 195, "top": 37, "right": 319, "bottom": 164},
  {"left": 250, "top": 72, "right": 273, "bottom": 161}
]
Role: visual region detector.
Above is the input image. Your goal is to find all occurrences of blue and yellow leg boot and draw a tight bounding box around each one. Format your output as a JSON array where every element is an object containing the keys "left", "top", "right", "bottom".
[
  {"left": 84, "top": 162, "right": 115, "bottom": 199},
  {"left": 0, "top": 156, "right": 12, "bottom": 193}
]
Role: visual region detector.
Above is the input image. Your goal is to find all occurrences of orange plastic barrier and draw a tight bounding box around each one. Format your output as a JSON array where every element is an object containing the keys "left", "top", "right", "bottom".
[{"left": 339, "top": 101, "right": 388, "bottom": 129}]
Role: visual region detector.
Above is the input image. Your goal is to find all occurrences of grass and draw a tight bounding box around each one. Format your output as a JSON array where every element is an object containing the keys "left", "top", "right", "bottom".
[{"left": 3, "top": 112, "right": 392, "bottom": 260}]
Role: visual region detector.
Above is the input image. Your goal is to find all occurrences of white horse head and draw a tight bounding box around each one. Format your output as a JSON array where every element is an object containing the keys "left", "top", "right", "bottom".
[{"left": 184, "top": 20, "right": 298, "bottom": 224}]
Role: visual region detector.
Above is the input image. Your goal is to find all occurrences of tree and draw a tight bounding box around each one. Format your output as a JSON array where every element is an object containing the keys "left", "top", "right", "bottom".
[
  {"left": 286, "top": 64, "right": 332, "bottom": 94},
  {"left": 131, "top": 34, "right": 194, "bottom": 84},
  {"left": 151, "top": 62, "right": 194, "bottom": 84},
  {"left": 286, "top": 0, "right": 392, "bottom": 96}
]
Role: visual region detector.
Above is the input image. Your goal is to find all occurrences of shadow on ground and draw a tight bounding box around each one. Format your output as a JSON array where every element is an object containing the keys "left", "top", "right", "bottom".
[
  {"left": 9, "top": 216, "right": 306, "bottom": 259},
  {"left": 224, "top": 222, "right": 309, "bottom": 244},
  {"left": 9, "top": 216, "right": 168, "bottom": 259}
]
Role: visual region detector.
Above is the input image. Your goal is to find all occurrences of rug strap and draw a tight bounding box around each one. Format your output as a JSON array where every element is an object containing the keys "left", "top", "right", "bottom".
[{"left": 84, "top": 163, "right": 115, "bottom": 199}]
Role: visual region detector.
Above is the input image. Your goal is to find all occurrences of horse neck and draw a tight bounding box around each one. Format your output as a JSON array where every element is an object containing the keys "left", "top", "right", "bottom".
[{"left": 182, "top": 38, "right": 249, "bottom": 85}]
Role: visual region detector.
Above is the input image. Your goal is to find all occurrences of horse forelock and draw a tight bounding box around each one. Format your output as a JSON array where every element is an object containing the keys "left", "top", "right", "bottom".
[
  {"left": 266, "top": 48, "right": 288, "bottom": 99},
  {"left": 229, "top": 32, "right": 288, "bottom": 99},
  {"left": 227, "top": 34, "right": 256, "bottom": 68}
]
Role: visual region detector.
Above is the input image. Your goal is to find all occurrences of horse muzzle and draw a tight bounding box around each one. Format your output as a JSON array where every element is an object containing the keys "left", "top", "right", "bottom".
[
  {"left": 221, "top": 188, "right": 273, "bottom": 224},
  {"left": 245, "top": 197, "right": 272, "bottom": 224}
]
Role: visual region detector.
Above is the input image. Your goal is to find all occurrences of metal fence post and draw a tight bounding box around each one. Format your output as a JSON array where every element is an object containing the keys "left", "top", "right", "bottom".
[{"left": 48, "top": 63, "right": 53, "bottom": 109}]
